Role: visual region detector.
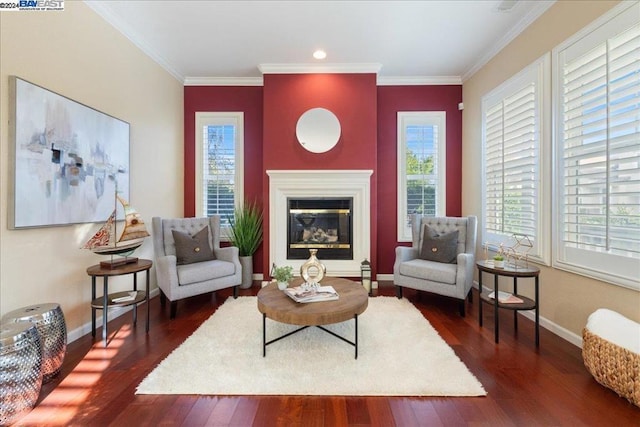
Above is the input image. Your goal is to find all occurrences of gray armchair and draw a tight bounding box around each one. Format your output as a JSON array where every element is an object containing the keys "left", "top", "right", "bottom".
[
  {"left": 393, "top": 215, "right": 477, "bottom": 316},
  {"left": 152, "top": 216, "right": 241, "bottom": 318}
]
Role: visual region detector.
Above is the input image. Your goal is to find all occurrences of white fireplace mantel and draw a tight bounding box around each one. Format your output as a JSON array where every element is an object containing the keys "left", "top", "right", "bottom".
[{"left": 267, "top": 169, "right": 373, "bottom": 277}]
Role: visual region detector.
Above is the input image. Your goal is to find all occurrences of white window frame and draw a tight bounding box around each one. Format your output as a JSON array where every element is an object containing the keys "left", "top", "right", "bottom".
[
  {"left": 397, "top": 111, "right": 446, "bottom": 242},
  {"left": 195, "top": 112, "right": 244, "bottom": 240},
  {"left": 481, "top": 54, "right": 551, "bottom": 264},
  {"left": 552, "top": 2, "right": 640, "bottom": 290}
]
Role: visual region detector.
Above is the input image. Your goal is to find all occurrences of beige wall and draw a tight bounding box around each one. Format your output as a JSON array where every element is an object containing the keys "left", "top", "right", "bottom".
[
  {"left": 0, "top": 2, "right": 184, "bottom": 339},
  {"left": 462, "top": 0, "right": 639, "bottom": 342}
]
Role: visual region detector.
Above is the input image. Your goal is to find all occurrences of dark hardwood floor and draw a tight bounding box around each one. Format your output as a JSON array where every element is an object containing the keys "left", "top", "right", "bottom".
[{"left": 15, "top": 282, "right": 639, "bottom": 426}]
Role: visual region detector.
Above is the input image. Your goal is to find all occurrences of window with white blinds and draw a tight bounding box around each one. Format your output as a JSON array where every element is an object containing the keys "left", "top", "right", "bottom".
[
  {"left": 553, "top": 2, "right": 640, "bottom": 289},
  {"left": 482, "top": 54, "right": 549, "bottom": 262},
  {"left": 397, "top": 111, "right": 446, "bottom": 242},
  {"left": 195, "top": 112, "right": 244, "bottom": 237}
]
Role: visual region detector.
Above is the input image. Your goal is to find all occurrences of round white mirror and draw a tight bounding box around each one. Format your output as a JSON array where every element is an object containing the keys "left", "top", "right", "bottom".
[{"left": 296, "top": 108, "right": 341, "bottom": 153}]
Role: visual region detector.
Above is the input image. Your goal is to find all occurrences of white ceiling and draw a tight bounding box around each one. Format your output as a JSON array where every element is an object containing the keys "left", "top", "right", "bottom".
[{"left": 85, "top": 0, "right": 555, "bottom": 85}]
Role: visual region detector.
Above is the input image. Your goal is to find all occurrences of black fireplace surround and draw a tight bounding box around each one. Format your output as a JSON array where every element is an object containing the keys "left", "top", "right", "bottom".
[{"left": 287, "top": 197, "right": 353, "bottom": 260}]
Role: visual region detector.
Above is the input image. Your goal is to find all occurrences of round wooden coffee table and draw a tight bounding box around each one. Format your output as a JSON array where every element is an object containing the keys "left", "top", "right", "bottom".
[{"left": 257, "top": 277, "right": 368, "bottom": 359}]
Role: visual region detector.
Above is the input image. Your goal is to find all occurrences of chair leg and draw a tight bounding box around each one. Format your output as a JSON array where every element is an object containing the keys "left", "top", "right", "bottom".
[
  {"left": 459, "top": 299, "right": 466, "bottom": 317},
  {"left": 159, "top": 290, "right": 166, "bottom": 307},
  {"left": 233, "top": 285, "right": 238, "bottom": 299},
  {"left": 395, "top": 286, "right": 403, "bottom": 299},
  {"left": 170, "top": 301, "right": 178, "bottom": 319}
]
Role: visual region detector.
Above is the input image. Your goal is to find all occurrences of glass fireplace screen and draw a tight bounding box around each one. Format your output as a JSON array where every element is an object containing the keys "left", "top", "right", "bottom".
[{"left": 287, "top": 198, "right": 353, "bottom": 260}]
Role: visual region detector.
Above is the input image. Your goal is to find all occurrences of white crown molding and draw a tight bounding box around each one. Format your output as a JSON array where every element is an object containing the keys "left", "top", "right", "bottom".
[
  {"left": 185, "top": 75, "right": 462, "bottom": 87},
  {"left": 258, "top": 63, "right": 382, "bottom": 75},
  {"left": 462, "top": 0, "right": 556, "bottom": 82},
  {"left": 377, "top": 76, "right": 462, "bottom": 86},
  {"left": 84, "top": 0, "right": 184, "bottom": 83},
  {"left": 184, "top": 77, "right": 264, "bottom": 86}
]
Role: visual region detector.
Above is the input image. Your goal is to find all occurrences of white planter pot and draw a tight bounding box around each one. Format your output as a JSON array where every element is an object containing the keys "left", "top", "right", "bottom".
[
  {"left": 493, "top": 260, "right": 504, "bottom": 268},
  {"left": 239, "top": 256, "right": 253, "bottom": 289},
  {"left": 277, "top": 281, "right": 288, "bottom": 290}
]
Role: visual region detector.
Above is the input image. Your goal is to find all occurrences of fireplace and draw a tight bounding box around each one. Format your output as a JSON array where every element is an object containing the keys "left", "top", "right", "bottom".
[
  {"left": 287, "top": 198, "right": 353, "bottom": 260},
  {"left": 267, "top": 169, "right": 372, "bottom": 277}
]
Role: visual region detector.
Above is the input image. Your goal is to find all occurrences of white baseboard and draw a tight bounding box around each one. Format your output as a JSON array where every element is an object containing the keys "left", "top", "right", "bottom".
[
  {"left": 376, "top": 273, "right": 393, "bottom": 281},
  {"left": 519, "top": 310, "right": 583, "bottom": 348},
  {"left": 66, "top": 287, "right": 160, "bottom": 344}
]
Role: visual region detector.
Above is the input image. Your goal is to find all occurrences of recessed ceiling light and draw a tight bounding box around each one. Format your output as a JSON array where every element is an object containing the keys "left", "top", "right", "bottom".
[{"left": 313, "top": 50, "right": 327, "bottom": 60}]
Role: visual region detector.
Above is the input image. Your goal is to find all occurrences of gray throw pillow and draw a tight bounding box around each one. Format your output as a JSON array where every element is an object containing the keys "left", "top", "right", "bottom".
[
  {"left": 172, "top": 226, "right": 215, "bottom": 265},
  {"left": 419, "top": 225, "right": 459, "bottom": 263}
]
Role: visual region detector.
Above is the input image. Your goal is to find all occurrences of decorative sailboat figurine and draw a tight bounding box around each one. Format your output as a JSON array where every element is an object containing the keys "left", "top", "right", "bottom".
[{"left": 83, "top": 192, "right": 150, "bottom": 269}]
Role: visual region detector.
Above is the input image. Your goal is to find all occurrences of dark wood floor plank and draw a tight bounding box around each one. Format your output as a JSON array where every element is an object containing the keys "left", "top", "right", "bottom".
[
  {"left": 407, "top": 398, "right": 446, "bottom": 427},
  {"left": 205, "top": 396, "right": 241, "bottom": 425},
  {"left": 345, "top": 397, "right": 371, "bottom": 425},
  {"left": 12, "top": 282, "right": 639, "bottom": 426},
  {"left": 228, "top": 397, "right": 259, "bottom": 426},
  {"left": 365, "top": 397, "right": 396, "bottom": 426},
  {"left": 181, "top": 396, "right": 220, "bottom": 427},
  {"left": 430, "top": 398, "right": 466, "bottom": 425},
  {"left": 154, "top": 395, "right": 198, "bottom": 426},
  {"left": 323, "top": 397, "right": 349, "bottom": 427},
  {"left": 387, "top": 397, "right": 420, "bottom": 426}
]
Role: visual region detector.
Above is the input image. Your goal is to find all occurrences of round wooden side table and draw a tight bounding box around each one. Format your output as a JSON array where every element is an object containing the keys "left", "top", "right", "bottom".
[
  {"left": 476, "top": 260, "right": 540, "bottom": 346},
  {"left": 87, "top": 259, "right": 152, "bottom": 346}
]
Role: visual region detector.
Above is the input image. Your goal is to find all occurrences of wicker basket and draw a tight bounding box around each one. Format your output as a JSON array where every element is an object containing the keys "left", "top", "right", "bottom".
[{"left": 582, "top": 327, "right": 640, "bottom": 407}]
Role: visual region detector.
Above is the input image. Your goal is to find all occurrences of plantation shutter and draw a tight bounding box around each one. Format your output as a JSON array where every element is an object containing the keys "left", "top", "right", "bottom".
[
  {"left": 406, "top": 124, "right": 439, "bottom": 217},
  {"left": 483, "top": 77, "right": 540, "bottom": 249},
  {"left": 202, "top": 124, "right": 236, "bottom": 225},
  {"left": 554, "top": 4, "right": 639, "bottom": 288},
  {"left": 397, "top": 112, "right": 446, "bottom": 241},
  {"left": 560, "top": 24, "right": 640, "bottom": 255}
]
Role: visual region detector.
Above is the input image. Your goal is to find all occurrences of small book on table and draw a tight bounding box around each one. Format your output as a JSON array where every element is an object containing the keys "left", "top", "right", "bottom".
[
  {"left": 488, "top": 290, "right": 523, "bottom": 304},
  {"left": 284, "top": 285, "right": 339, "bottom": 303}
]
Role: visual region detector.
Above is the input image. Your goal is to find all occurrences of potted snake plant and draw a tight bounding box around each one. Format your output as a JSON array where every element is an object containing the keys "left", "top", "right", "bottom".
[{"left": 228, "top": 200, "right": 263, "bottom": 288}]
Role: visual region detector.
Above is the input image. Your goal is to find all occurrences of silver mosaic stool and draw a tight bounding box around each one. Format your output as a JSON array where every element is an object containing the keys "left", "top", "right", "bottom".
[
  {"left": 2, "top": 303, "right": 67, "bottom": 383},
  {"left": 0, "top": 322, "right": 43, "bottom": 426}
]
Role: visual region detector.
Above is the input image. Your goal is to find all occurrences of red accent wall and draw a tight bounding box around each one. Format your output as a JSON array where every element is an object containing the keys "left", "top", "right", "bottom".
[
  {"left": 376, "top": 85, "right": 463, "bottom": 274},
  {"left": 184, "top": 86, "right": 264, "bottom": 271},
  {"left": 263, "top": 73, "right": 378, "bottom": 276},
  {"left": 183, "top": 81, "right": 462, "bottom": 276}
]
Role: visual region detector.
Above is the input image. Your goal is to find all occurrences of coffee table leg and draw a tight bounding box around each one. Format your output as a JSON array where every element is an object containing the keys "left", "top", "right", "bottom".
[
  {"left": 263, "top": 313, "right": 266, "bottom": 357},
  {"left": 355, "top": 314, "right": 358, "bottom": 359}
]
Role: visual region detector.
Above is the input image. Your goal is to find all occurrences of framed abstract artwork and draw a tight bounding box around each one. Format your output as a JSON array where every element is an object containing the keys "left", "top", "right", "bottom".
[{"left": 8, "top": 76, "right": 130, "bottom": 228}]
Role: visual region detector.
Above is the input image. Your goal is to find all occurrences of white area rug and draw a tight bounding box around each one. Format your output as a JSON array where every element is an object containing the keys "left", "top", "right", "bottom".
[{"left": 137, "top": 296, "right": 486, "bottom": 396}]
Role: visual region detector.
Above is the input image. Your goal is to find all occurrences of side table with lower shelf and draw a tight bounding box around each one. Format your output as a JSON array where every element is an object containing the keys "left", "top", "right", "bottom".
[
  {"left": 477, "top": 260, "right": 540, "bottom": 347},
  {"left": 86, "top": 259, "right": 153, "bottom": 346}
]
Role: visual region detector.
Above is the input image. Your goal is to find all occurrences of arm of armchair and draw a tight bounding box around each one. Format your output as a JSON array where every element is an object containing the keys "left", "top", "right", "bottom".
[
  {"left": 215, "top": 246, "right": 242, "bottom": 273},
  {"left": 455, "top": 252, "right": 475, "bottom": 295},
  {"left": 156, "top": 255, "right": 179, "bottom": 300},
  {"left": 215, "top": 245, "right": 239, "bottom": 263},
  {"left": 393, "top": 246, "right": 418, "bottom": 274}
]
